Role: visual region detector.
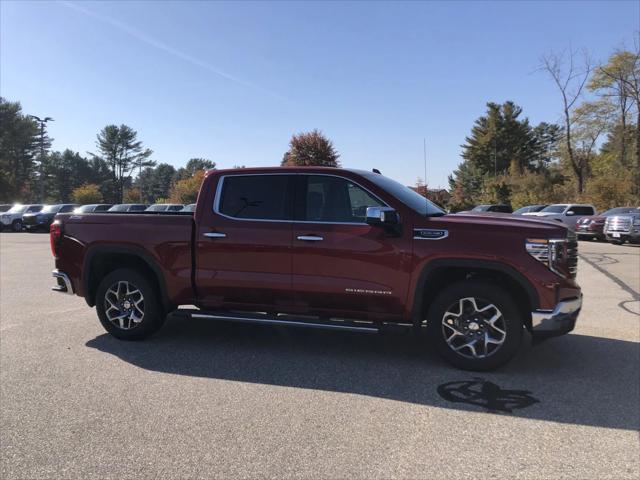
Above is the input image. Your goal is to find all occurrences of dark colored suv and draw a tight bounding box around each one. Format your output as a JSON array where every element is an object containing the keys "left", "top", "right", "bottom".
[{"left": 23, "top": 204, "right": 79, "bottom": 231}]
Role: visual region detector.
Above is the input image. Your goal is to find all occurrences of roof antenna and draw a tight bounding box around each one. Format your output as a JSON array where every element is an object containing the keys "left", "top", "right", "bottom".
[{"left": 423, "top": 138, "right": 428, "bottom": 214}]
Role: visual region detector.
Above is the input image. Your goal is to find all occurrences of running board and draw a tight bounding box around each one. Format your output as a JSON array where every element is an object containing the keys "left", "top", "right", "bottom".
[{"left": 176, "top": 310, "right": 412, "bottom": 334}]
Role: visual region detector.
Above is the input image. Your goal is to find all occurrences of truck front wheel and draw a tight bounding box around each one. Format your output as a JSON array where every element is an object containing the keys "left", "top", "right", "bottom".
[
  {"left": 426, "top": 281, "right": 523, "bottom": 371},
  {"left": 95, "top": 268, "right": 166, "bottom": 340}
]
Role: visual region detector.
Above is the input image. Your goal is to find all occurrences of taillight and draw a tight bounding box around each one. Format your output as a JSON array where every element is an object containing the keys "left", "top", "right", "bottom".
[{"left": 50, "top": 221, "right": 62, "bottom": 257}]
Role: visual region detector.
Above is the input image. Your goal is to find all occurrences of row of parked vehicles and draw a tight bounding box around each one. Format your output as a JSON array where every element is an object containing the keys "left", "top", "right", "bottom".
[
  {"left": 469, "top": 203, "right": 640, "bottom": 245},
  {"left": 0, "top": 203, "right": 197, "bottom": 232}
]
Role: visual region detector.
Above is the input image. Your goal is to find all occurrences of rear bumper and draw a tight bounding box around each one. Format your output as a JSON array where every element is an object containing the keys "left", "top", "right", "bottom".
[
  {"left": 531, "top": 296, "right": 581, "bottom": 341},
  {"left": 52, "top": 269, "right": 74, "bottom": 295}
]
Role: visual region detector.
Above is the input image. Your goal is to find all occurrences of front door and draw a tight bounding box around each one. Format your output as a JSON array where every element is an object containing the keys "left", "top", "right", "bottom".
[
  {"left": 291, "top": 174, "right": 411, "bottom": 320},
  {"left": 196, "top": 173, "right": 296, "bottom": 311}
]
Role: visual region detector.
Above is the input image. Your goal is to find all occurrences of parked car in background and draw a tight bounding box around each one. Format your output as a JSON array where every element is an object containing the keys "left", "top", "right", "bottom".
[
  {"left": 513, "top": 204, "right": 548, "bottom": 215},
  {"left": 74, "top": 204, "right": 114, "bottom": 214},
  {"left": 23, "top": 204, "right": 79, "bottom": 231},
  {"left": 1, "top": 204, "right": 44, "bottom": 231},
  {"left": 145, "top": 204, "right": 184, "bottom": 212},
  {"left": 576, "top": 207, "right": 640, "bottom": 241},
  {"left": 0, "top": 204, "right": 12, "bottom": 213},
  {"left": 523, "top": 204, "right": 596, "bottom": 228},
  {"left": 107, "top": 204, "right": 148, "bottom": 213},
  {"left": 604, "top": 210, "right": 640, "bottom": 245},
  {"left": 181, "top": 204, "right": 196, "bottom": 212},
  {"left": 470, "top": 204, "right": 513, "bottom": 213}
]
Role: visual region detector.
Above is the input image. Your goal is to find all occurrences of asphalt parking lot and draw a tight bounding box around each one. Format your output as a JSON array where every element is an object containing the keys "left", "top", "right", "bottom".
[{"left": 1, "top": 233, "right": 638, "bottom": 479}]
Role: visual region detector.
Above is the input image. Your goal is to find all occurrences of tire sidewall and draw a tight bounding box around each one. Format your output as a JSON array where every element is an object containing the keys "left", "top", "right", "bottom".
[
  {"left": 96, "top": 268, "right": 165, "bottom": 340},
  {"left": 12, "top": 220, "right": 22, "bottom": 232},
  {"left": 427, "top": 281, "right": 523, "bottom": 371}
]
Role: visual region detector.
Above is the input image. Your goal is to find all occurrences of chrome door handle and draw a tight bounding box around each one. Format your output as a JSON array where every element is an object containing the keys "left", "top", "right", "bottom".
[
  {"left": 204, "top": 232, "right": 226, "bottom": 238},
  {"left": 297, "top": 235, "right": 323, "bottom": 241}
]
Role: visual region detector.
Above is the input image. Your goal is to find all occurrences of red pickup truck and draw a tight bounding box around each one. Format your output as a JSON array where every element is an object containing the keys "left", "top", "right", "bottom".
[{"left": 50, "top": 167, "right": 581, "bottom": 370}]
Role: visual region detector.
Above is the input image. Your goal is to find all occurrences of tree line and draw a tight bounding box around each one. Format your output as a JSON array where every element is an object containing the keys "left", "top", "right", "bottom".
[
  {"left": 448, "top": 45, "right": 640, "bottom": 211},
  {"left": 0, "top": 98, "right": 218, "bottom": 205}
]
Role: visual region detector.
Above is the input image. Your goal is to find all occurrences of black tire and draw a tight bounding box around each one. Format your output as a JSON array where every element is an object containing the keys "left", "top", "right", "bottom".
[
  {"left": 95, "top": 268, "right": 166, "bottom": 340},
  {"left": 426, "top": 281, "right": 523, "bottom": 371},
  {"left": 11, "top": 220, "right": 22, "bottom": 232},
  {"left": 611, "top": 240, "right": 623, "bottom": 245}
]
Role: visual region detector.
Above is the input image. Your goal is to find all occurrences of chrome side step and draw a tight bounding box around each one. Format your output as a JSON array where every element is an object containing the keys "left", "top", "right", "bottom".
[{"left": 178, "top": 310, "right": 408, "bottom": 334}]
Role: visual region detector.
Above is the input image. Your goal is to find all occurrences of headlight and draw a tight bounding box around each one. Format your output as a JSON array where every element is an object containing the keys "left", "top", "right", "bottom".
[{"left": 526, "top": 238, "right": 568, "bottom": 276}]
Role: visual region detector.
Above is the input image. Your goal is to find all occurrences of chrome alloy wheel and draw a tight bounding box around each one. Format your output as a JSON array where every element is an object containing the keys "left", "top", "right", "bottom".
[
  {"left": 104, "top": 281, "right": 145, "bottom": 330},
  {"left": 441, "top": 297, "right": 507, "bottom": 359}
]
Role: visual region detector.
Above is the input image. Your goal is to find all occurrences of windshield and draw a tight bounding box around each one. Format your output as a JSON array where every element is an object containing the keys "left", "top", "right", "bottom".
[
  {"left": 146, "top": 205, "right": 167, "bottom": 211},
  {"left": 108, "top": 205, "right": 129, "bottom": 212},
  {"left": 360, "top": 172, "right": 445, "bottom": 216},
  {"left": 513, "top": 206, "right": 531, "bottom": 214},
  {"left": 41, "top": 205, "right": 62, "bottom": 213},
  {"left": 76, "top": 205, "right": 95, "bottom": 213},
  {"left": 7, "top": 205, "right": 27, "bottom": 213},
  {"left": 602, "top": 207, "right": 639, "bottom": 216},
  {"left": 540, "top": 205, "right": 567, "bottom": 213},
  {"left": 472, "top": 205, "right": 490, "bottom": 212},
  {"left": 182, "top": 204, "right": 196, "bottom": 212}
]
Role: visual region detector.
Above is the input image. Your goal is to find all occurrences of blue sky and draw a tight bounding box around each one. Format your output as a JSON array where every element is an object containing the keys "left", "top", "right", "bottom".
[{"left": 1, "top": 1, "right": 637, "bottom": 188}]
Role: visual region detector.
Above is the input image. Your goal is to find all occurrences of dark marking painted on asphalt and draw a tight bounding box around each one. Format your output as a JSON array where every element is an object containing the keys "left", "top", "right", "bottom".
[
  {"left": 579, "top": 253, "right": 640, "bottom": 316},
  {"left": 437, "top": 378, "right": 540, "bottom": 413}
]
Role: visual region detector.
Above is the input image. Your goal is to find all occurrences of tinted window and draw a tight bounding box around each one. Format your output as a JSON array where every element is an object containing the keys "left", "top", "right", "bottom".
[
  {"left": 167, "top": 205, "right": 183, "bottom": 211},
  {"left": 95, "top": 205, "right": 112, "bottom": 211},
  {"left": 219, "top": 175, "right": 291, "bottom": 220},
  {"left": 26, "top": 205, "right": 43, "bottom": 212},
  {"left": 571, "top": 206, "right": 595, "bottom": 215},
  {"left": 130, "top": 205, "right": 147, "bottom": 211},
  {"left": 304, "top": 175, "right": 384, "bottom": 223},
  {"left": 59, "top": 205, "right": 76, "bottom": 213},
  {"left": 472, "top": 205, "right": 490, "bottom": 212},
  {"left": 490, "top": 205, "right": 512, "bottom": 213}
]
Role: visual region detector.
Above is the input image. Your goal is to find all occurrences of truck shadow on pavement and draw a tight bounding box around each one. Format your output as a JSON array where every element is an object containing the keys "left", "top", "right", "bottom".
[{"left": 86, "top": 317, "right": 639, "bottom": 431}]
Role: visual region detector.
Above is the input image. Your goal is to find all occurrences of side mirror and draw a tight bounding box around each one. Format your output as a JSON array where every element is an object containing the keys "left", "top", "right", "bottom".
[
  {"left": 366, "top": 206, "right": 399, "bottom": 226},
  {"left": 566, "top": 211, "right": 575, "bottom": 216}
]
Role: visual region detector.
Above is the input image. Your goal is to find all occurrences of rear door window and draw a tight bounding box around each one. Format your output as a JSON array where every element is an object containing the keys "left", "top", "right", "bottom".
[{"left": 218, "top": 175, "right": 292, "bottom": 220}]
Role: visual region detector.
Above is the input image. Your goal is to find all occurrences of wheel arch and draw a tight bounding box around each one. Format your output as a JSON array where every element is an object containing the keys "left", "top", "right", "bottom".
[
  {"left": 83, "top": 245, "right": 170, "bottom": 310},
  {"left": 411, "top": 258, "right": 538, "bottom": 331}
]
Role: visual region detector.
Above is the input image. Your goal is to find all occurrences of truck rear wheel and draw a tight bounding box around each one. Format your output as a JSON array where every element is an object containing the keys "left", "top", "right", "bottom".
[
  {"left": 426, "top": 281, "right": 523, "bottom": 371},
  {"left": 95, "top": 268, "right": 166, "bottom": 340}
]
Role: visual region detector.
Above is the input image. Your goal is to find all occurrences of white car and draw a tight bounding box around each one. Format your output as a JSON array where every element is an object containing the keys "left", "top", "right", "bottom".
[
  {"left": 1, "top": 204, "right": 45, "bottom": 232},
  {"left": 522, "top": 204, "right": 596, "bottom": 228}
]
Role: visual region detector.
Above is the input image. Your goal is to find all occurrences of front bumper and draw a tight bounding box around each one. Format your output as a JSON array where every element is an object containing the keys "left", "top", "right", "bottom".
[
  {"left": 531, "top": 296, "right": 582, "bottom": 341},
  {"left": 52, "top": 269, "right": 74, "bottom": 295}
]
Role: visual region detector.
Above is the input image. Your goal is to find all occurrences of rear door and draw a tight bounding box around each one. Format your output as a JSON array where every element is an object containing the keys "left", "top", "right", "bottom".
[
  {"left": 291, "top": 174, "right": 410, "bottom": 319},
  {"left": 196, "top": 174, "right": 296, "bottom": 310}
]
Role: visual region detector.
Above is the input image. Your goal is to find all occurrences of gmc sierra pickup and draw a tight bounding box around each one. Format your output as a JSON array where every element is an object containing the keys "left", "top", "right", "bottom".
[{"left": 50, "top": 167, "right": 582, "bottom": 370}]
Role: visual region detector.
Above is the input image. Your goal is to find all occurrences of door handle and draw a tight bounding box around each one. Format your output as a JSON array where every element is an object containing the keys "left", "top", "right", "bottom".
[
  {"left": 204, "top": 232, "right": 227, "bottom": 238},
  {"left": 297, "top": 235, "right": 323, "bottom": 241}
]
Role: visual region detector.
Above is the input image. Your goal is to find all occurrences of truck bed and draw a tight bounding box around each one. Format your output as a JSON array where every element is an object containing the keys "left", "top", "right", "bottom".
[{"left": 55, "top": 212, "right": 196, "bottom": 306}]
